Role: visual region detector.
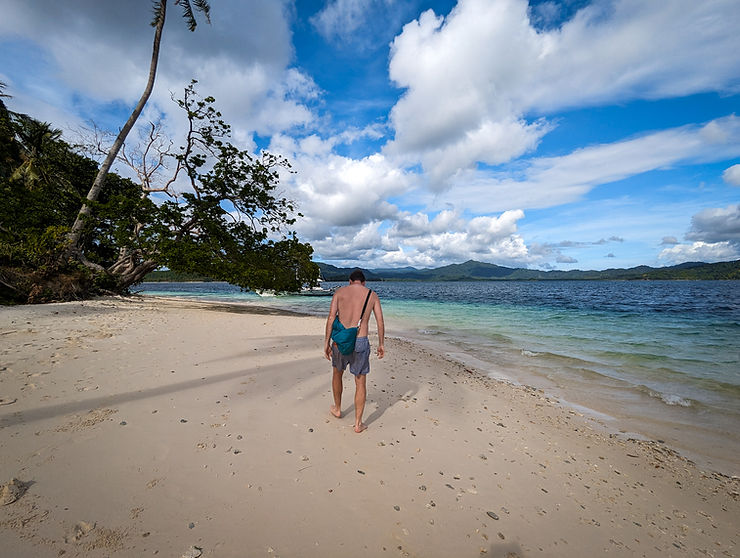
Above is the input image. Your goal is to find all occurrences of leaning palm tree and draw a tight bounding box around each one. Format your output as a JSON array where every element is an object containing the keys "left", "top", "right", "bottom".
[{"left": 66, "top": 0, "right": 210, "bottom": 263}]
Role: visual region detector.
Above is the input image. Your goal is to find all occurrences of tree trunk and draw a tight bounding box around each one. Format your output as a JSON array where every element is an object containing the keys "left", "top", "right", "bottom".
[
  {"left": 116, "top": 260, "right": 159, "bottom": 289},
  {"left": 106, "top": 246, "right": 159, "bottom": 290},
  {"left": 66, "top": 0, "right": 167, "bottom": 260}
]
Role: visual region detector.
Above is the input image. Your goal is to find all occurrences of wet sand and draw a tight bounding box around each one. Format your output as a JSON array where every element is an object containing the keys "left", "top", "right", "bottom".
[{"left": 1, "top": 297, "right": 738, "bottom": 557}]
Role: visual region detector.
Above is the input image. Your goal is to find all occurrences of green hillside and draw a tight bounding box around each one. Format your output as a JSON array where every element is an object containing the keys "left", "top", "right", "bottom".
[{"left": 317, "top": 260, "right": 740, "bottom": 282}]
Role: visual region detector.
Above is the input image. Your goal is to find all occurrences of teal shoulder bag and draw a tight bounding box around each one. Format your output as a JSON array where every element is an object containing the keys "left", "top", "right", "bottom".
[{"left": 331, "top": 289, "right": 372, "bottom": 355}]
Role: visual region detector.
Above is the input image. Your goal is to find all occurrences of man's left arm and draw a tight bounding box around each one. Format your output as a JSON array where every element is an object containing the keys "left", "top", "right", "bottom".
[{"left": 373, "top": 294, "right": 385, "bottom": 359}]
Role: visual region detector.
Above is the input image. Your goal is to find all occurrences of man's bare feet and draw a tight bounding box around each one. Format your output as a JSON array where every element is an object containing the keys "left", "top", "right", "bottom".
[
  {"left": 330, "top": 405, "right": 342, "bottom": 418},
  {"left": 353, "top": 423, "right": 367, "bottom": 433}
]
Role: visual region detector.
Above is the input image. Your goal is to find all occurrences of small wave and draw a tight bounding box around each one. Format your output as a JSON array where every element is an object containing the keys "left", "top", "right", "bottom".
[
  {"left": 647, "top": 390, "right": 692, "bottom": 407},
  {"left": 521, "top": 349, "right": 541, "bottom": 357},
  {"left": 418, "top": 329, "right": 440, "bottom": 336}
]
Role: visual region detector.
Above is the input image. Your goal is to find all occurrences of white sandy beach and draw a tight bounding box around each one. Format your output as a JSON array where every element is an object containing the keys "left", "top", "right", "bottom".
[{"left": 1, "top": 297, "right": 738, "bottom": 557}]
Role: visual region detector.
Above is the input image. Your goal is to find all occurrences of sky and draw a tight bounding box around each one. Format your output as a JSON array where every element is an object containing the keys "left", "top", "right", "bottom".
[{"left": 1, "top": 0, "right": 739, "bottom": 271}]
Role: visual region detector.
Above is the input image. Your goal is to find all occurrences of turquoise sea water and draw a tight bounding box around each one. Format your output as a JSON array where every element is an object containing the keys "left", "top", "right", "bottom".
[{"left": 138, "top": 280, "right": 740, "bottom": 473}]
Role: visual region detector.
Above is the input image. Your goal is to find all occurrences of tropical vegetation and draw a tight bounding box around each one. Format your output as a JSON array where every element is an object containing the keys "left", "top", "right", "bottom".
[{"left": 0, "top": 82, "right": 318, "bottom": 304}]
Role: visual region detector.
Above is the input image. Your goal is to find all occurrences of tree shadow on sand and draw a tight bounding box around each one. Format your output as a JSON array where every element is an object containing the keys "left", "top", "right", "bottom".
[{"left": 364, "top": 375, "right": 419, "bottom": 427}]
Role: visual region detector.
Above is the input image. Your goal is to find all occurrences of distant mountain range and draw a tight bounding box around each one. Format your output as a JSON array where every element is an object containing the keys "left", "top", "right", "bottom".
[{"left": 317, "top": 259, "right": 740, "bottom": 282}]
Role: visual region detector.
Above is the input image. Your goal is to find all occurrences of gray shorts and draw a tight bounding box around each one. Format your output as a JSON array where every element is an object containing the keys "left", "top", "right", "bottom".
[{"left": 331, "top": 336, "right": 371, "bottom": 376}]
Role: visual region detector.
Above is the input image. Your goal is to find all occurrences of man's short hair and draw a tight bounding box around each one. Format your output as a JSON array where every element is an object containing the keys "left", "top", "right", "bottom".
[{"left": 349, "top": 269, "right": 366, "bottom": 282}]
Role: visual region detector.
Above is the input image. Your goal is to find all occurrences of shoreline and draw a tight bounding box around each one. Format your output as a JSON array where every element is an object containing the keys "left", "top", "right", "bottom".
[
  {"left": 146, "top": 294, "right": 740, "bottom": 477},
  {"left": 1, "top": 297, "right": 738, "bottom": 557},
  {"left": 405, "top": 332, "right": 740, "bottom": 478}
]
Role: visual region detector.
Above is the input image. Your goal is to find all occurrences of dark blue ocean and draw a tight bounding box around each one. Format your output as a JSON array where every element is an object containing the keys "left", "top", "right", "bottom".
[{"left": 138, "top": 280, "right": 740, "bottom": 473}]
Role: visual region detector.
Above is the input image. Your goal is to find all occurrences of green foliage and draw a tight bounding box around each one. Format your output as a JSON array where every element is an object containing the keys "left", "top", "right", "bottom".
[
  {"left": 0, "top": 97, "right": 106, "bottom": 302},
  {"left": 143, "top": 82, "right": 318, "bottom": 292},
  {"left": 0, "top": 90, "right": 20, "bottom": 181},
  {"left": 0, "top": 113, "right": 101, "bottom": 267}
]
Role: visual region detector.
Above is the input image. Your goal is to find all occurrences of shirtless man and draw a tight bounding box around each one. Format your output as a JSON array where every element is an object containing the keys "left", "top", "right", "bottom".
[{"left": 324, "top": 269, "right": 385, "bottom": 433}]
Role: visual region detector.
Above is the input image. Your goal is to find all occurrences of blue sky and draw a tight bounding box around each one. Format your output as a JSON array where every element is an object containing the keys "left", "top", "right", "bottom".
[{"left": 1, "top": 0, "right": 739, "bottom": 270}]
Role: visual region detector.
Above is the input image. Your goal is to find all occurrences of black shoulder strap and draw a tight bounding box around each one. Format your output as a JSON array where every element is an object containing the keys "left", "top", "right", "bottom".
[{"left": 357, "top": 289, "right": 372, "bottom": 327}]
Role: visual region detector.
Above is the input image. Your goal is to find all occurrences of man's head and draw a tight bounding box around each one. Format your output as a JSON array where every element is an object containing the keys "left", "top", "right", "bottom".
[{"left": 349, "top": 269, "right": 366, "bottom": 283}]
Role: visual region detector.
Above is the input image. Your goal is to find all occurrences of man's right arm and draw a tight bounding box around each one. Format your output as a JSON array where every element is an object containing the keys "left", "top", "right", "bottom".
[{"left": 324, "top": 293, "right": 339, "bottom": 360}]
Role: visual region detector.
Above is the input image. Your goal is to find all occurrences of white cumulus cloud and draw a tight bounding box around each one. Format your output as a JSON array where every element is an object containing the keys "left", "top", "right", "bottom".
[
  {"left": 397, "top": 116, "right": 740, "bottom": 214},
  {"left": 686, "top": 204, "right": 740, "bottom": 244},
  {"left": 659, "top": 204, "right": 740, "bottom": 264},
  {"left": 385, "top": 0, "right": 740, "bottom": 188},
  {"left": 373, "top": 209, "right": 531, "bottom": 268},
  {"left": 0, "top": 0, "right": 314, "bottom": 149},
  {"left": 658, "top": 241, "right": 738, "bottom": 264},
  {"left": 723, "top": 164, "right": 740, "bottom": 186}
]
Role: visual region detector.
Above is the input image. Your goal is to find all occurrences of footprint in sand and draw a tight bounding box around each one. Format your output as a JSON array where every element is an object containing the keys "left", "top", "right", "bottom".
[
  {"left": 64, "top": 521, "right": 96, "bottom": 543},
  {"left": 0, "top": 478, "right": 30, "bottom": 505}
]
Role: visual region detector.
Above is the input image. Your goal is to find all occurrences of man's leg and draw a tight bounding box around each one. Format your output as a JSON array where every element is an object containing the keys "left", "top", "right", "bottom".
[
  {"left": 330, "top": 367, "right": 343, "bottom": 418},
  {"left": 353, "top": 373, "right": 367, "bottom": 433}
]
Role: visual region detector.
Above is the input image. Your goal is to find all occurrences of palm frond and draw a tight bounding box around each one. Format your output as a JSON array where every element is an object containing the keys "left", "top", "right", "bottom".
[
  {"left": 150, "top": 0, "right": 166, "bottom": 27},
  {"left": 193, "top": 0, "right": 211, "bottom": 24},
  {"left": 174, "top": 0, "right": 210, "bottom": 31},
  {"left": 175, "top": 0, "right": 197, "bottom": 32}
]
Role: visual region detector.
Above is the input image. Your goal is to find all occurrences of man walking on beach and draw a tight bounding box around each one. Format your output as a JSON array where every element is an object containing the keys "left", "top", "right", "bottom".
[{"left": 324, "top": 269, "right": 385, "bottom": 433}]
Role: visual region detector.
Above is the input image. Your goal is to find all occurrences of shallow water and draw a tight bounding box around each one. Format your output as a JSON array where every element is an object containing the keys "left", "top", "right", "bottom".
[{"left": 138, "top": 280, "right": 740, "bottom": 474}]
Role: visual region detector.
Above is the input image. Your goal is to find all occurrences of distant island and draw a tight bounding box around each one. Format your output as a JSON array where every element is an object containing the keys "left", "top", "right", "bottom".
[
  {"left": 144, "top": 259, "right": 740, "bottom": 283},
  {"left": 318, "top": 259, "right": 740, "bottom": 281}
]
